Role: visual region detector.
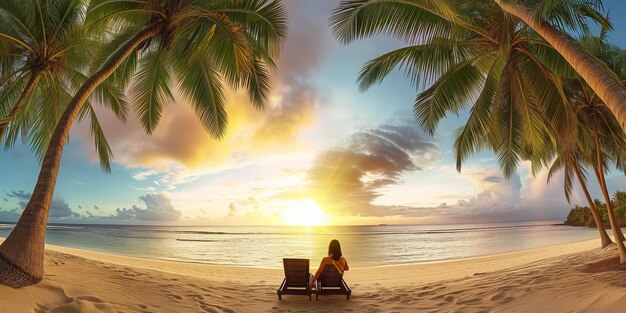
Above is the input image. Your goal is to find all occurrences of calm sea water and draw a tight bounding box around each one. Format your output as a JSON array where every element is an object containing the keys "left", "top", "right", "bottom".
[{"left": 0, "top": 221, "right": 598, "bottom": 267}]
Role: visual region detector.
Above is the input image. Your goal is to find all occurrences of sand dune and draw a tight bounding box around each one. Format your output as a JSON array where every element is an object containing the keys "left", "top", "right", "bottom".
[{"left": 1, "top": 239, "right": 626, "bottom": 312}]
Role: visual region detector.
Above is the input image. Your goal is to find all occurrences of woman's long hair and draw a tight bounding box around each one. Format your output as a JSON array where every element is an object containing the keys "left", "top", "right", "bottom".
[{"left": 328, "top": 239, "right": 342, "bottom": 261}]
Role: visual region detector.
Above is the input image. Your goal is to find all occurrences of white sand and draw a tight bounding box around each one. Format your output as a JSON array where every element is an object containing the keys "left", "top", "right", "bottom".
[{"left": 1, "top": 238, "right": 626, "bottom": 312}]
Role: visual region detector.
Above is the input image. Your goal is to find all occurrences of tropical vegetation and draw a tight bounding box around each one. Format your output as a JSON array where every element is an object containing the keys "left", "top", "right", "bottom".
[
  {"left": 565, "top": 191, "right": 626, "bottom": 227},
  {"left": 330, "top": 0, "right": 626, "bottom": 262},
  {"left": 0, "top": 0, "right": 287, "bottom": 288},
  {"left": 548, "top": 33, "right": 626, "bottom": 248},
  {"left": 0, "top": 0, "right": 125, "bottom": 171}
]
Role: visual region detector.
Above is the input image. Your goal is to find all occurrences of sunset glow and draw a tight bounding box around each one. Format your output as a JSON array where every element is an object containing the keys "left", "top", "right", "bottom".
[
  {"left": 282, "top": 199, "right": 327, "bottom": 226},
  {"left": 1, "top": 1, "right": 626, "bottom": 228}
]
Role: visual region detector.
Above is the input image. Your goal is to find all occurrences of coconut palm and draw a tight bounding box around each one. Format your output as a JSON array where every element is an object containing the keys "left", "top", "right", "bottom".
[
  {"left": 547, "top": 130, "right": 613, "bottom": 248},
  {"left": 560, "top": 34, "right": 626, "bottom": 261},
  {"left": 493, "top": 0, "right": 626, "bottom": 129},
  {"left": 0, "top": 0, "right": 126, "bottom": 171},
  {"left": 0, "top": 0, "right": 287, "bottom": 288},
  {"left": 330, "top": 0, "right": 598, "bottom": 178},
  {"left": 573, "top": 78, "right": 626, "bottom": 255}
]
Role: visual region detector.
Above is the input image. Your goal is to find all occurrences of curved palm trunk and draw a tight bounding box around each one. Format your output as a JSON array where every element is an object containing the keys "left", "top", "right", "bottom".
[
  {"left": 592, "top": 127, "right": 626, "bottom": 263},
  {"left": 0, "top": 23, "right": 165, "bottom": 288},
  {"left": 572, "top": 161, "right": 613, "bottom": 248},
  {"left": 495, "top": 0, "right": 626, "bottom": 128},
  {"left": 0, "top": 71, "right": 42, "bottom": 144}
]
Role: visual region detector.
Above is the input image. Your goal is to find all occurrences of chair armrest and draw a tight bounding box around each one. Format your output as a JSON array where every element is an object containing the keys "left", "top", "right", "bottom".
[
  {"left": 278, "top": 277, "right": 287, "bottom": 293},
  {"left": 341, "top": 278, "right": 351, "bottom": 292}
]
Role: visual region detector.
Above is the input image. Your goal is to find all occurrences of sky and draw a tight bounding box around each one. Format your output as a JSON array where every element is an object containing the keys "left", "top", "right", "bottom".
[{"left": 1, "top": 0, "right": 626, "bottom": 226}]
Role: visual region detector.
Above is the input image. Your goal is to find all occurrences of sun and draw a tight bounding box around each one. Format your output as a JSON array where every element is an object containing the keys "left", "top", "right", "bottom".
[{"left": 282, "top": 199, "right": 327, "bottom": 226}]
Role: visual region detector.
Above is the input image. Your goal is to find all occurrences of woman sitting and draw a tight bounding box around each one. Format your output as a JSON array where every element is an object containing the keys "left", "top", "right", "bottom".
[{"left": 311, "top": 239, "right": 349, "bottom": 288}]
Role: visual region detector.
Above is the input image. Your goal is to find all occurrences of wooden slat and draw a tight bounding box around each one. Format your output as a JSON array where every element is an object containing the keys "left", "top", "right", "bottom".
[{"left": 282, "top": 258, "right": 311, "bottom": 290}]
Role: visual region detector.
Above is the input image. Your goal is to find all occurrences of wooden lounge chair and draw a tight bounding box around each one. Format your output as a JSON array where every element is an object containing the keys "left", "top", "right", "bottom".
[
  {"left": 315, "top": 264, "right": 351, "bottom": 300},
  {"left": 277, "top": 258, "right": 312, "bottom": 300}
]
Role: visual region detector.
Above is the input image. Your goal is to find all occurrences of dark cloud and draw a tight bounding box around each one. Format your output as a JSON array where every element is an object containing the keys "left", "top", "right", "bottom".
[
  {"left": 113, "top": 207, "right": 136, "bottom": 220},
  {"left": 6, "top": 190, "right": 30, "bottom": 207},
  {"left": 93, "top": 205, "right": 100, "bottom": 210},
  {"left": 112, "top": 193, "right": 182, "bottom": 222},
  {"left": 5, "top": 190, "right": 77, "bottom": 219},
  {"left": 306, "top": 122, "right": 439, "bottom": 215},
  {"left": 0, "top": 208, "right": 20, "bottom": 222},
  {"left": 50, "top": 198, "right": 77, "bottom": 218}
]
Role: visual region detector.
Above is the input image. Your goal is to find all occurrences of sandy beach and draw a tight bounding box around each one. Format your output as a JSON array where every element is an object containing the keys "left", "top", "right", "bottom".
[{"left": 1, "top": 238, "right": 625, "bottom": 312}]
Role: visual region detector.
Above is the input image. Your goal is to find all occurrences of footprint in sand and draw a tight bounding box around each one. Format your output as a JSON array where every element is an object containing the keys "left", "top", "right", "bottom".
[
  {"left": 457, "top": 297, "right": 481, "bottom": 305},
  {"left": 168, "top": 293, "right": 183, "bottom": 301},
  {"left": 444, "top": 295, "right": 456, "bottom": 303},
  {"left": 490, "top": 292, "right": 506, "bottom": 301}
]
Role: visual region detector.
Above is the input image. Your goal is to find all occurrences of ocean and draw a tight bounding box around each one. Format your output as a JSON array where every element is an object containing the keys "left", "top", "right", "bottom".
[{"left": 0, "top": 221, "right": 599, "bottom": 268}]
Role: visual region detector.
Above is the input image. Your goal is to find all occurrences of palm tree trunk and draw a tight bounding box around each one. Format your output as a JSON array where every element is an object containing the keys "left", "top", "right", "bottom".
[
  {"left": 592, "top": 126, "right": 626, "bottom": 263},
  {"left": 494, "top": 0, "right": 626, "bottom": 129},
  {"left": 0, "top": 23, "right": 165, "bottom": 288},
  {"left": 572, "top": 160, "right": 613, "bottom": 248},
  {"left": 0, "top": 71, "right": 41, "bottom": 144}
]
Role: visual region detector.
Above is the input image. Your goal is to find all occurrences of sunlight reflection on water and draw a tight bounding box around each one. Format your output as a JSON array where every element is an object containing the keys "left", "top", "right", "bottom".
[{"left": 0, "top": 221, "right": 598, "bottom": 267}]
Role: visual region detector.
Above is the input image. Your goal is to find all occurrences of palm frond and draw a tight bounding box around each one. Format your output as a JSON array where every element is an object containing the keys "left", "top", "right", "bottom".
[
  {"left": 130, "top": 48, "right": 173, "bottom": 134},
  {"left": 173, "top": 56, "right": 227, "bottom": 139}
]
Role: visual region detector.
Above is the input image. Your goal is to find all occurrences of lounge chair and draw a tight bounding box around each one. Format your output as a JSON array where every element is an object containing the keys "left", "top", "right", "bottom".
[
  {"left": 277, "top": 258, "right": 312, "bottom": 300},
  {"left": 315, "top": 264, "right": 351, "bottom": 300}
]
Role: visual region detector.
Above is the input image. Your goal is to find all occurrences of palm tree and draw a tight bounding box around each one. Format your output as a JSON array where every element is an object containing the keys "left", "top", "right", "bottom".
[
  {"left": 493, "top": 0, "right": 626, "bottom": 129},
  {"left": 0, "top": 0, "right": 126, "bottom": 171},
  {"left": 547, "top": 132, "right": 613, "bottom": 248},
  {"left": 0, "top": 0, "right": 287, "bottom": 288},
  {"left": 564, "top": 35, "right": 626, "bottom": 262},
  {"left": 330, "top": 0, "right": 589, "bottom": 178}
]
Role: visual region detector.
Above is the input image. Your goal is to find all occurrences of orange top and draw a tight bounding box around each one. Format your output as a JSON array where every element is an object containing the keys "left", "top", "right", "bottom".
[{"left": 312, "top": 256, "right": 349, "bottom": 284}]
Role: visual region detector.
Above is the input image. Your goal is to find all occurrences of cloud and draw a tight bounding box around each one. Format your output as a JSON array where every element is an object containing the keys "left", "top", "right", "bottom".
[
  {"left": 0, "top": 208, "right": 20, "bottom": 221},
  {"left": 279, "top": 1, "right": 332, "bottom": 82},
  {"left": 251, "top": 82, "right": 319, "bottom": 149},
  {"left": 50, "top": 198, "right": 78, "bottom": 218},
  {"left": 228, "top": 202, "right": 237, "bottom": 216},
  {"left": 304, "top": 122, "right": 439, "bottom": 215},
  {"left": 112, "top": 193, "right": 182, "bottom": 222},
  {"left": 113, "top": 207, "right": 136, "bottom": 220},
  {"left": 4, "top": 190, "right": 77, "bottom": 219},
  {"left": 71, "top": 2, "right": 333, "bottom": 175},
  {"left": 6, "top": 190, "right": 30, "bottom": 207},
  {"left": 132, "top": 169, "right": 158, "bottom": 181},
  {"left": 348, "top": 167, "right": 571, "bottom": 224}
]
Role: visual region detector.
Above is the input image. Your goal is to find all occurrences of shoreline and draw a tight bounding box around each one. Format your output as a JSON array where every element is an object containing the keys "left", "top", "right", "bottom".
[
  {"left": 0, "top": 232, "right": 600, "bottom": 270},
  {"left": 1, "top": 236, "right": 602, "bottom": 285},
  {"left": 2, "top": 237, "right": 626, "bottom": 312}
]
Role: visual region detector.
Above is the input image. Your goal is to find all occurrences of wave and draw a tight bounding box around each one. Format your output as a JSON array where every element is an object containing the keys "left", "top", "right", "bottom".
[
  {"left": 1, "top": 225, "right": 86, "bottom": 231},
  {"left": 47, "top": 226, "right": 86, "bottom": 230},
  {"left": 152, "top": 223, "right": 554, "bottom": 236},
  {"left": 176, "top": 239, "right": 220, "bottom": 242}
]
